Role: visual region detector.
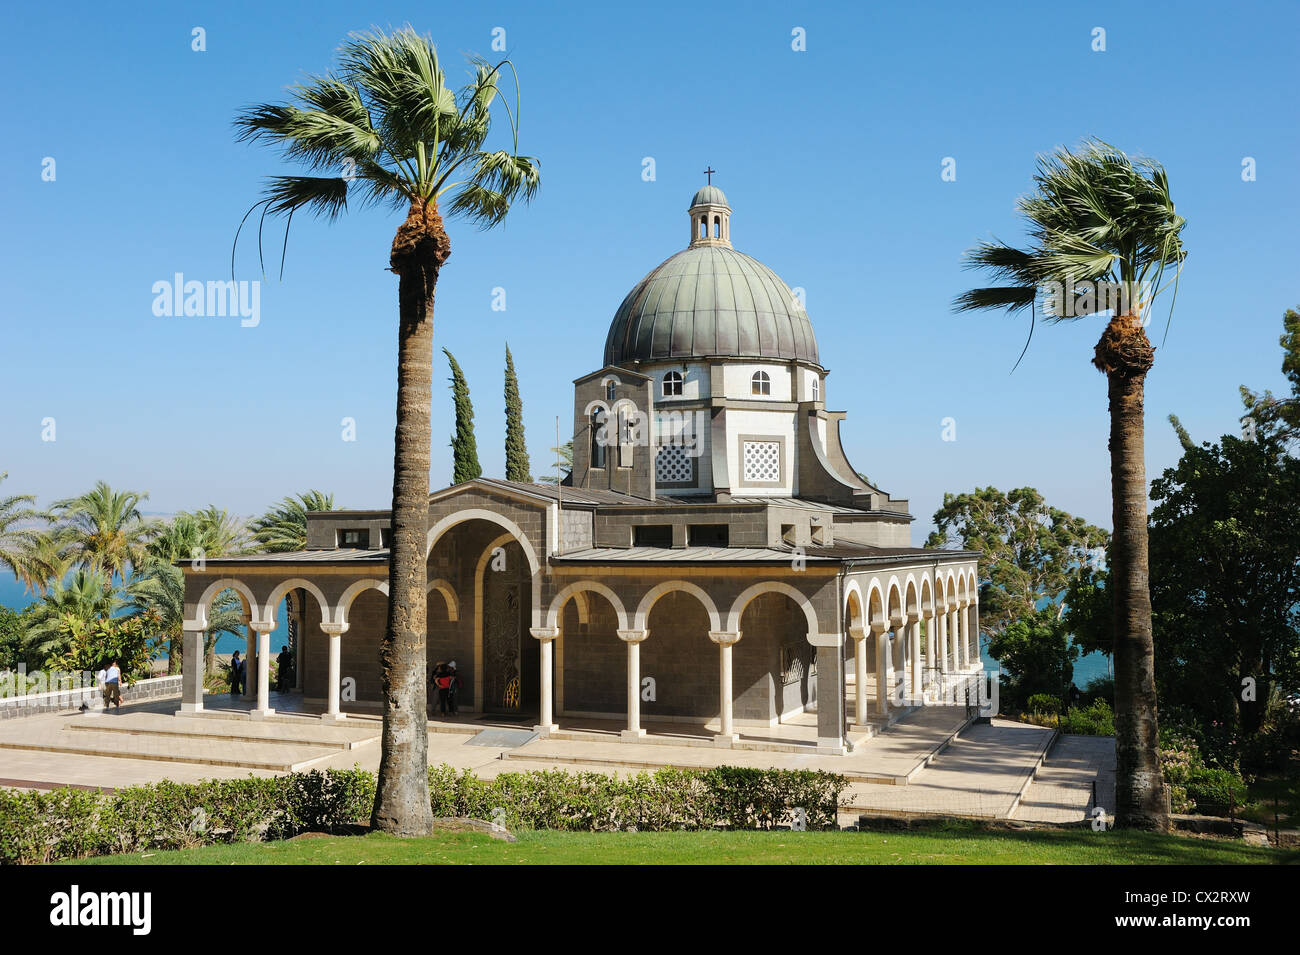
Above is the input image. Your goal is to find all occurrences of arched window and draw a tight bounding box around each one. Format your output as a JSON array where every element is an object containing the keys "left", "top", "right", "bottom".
[
  {"left": 699, "top": 217, "right": 707, "bottom": 239},
  {"left": 713, "top": 215, "right": 720, "bottom": 238},
  {"left": 751, "top": 370, "right": 771, "bottom": 396},
  {"left": 662, "top": 371, "right": 683, "bottom": 396},
  {"left": 591, "top": 410, "right": 606, "bottom": 468},
  {"left": 605, "top": 381, "right": 617, "bottom": 402},
  {"left": 811, "top": 377, "right": 820, "bottom": 402}
]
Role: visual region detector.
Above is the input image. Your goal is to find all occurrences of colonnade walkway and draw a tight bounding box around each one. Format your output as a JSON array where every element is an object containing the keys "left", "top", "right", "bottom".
[{"left": 0, "top": 692, "right": 1114, "bottom": 823}]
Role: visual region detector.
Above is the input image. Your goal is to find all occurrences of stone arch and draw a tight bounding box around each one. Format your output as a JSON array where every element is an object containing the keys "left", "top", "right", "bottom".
[
  {"left": 546, "top": 581, "right": 629, "bottom": 632},
  {"left": 336, "top": 579, "right": 389, "bottom": 626},
  {"left": 426, "top": 508, "right": 541, "bottom": 574},
  {"left": 262, "top": 577, "right": 331, "bottom": 625},
  {"left": 865, "top": 577, "right": 886, "bottom": 629},
  {"left": 844, "top": 579, "right": 865, "bottom": 629},
  {"left": 633, "top": 580, "right": 721, "bottom": 632},
  {"left": 904, "top": 576, "right": 920, "bottom": 616},
  {"left": 725, "top": 581, "right": 819, "bottom": 638},
  {"left": 427, "top": 577, "right": 459, "bottom": 622},
  {"left": 189, "top": 577, "right": 259, "bottom": 630}
]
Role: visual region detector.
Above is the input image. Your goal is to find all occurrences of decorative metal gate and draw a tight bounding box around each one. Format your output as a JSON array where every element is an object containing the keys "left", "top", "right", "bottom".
[{"left": 484, "top": 579, "right": 521, "bottom": 712}]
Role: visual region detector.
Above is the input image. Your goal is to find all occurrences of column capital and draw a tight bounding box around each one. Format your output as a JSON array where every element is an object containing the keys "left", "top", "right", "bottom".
[
  {"left": 868, "top": 614, "right": 888, "bottom": 635},
  {"left": 847, "top": 624, "right": 867, "bottom": 642},
  {"left": 249, "top": 619, "right": 277, "bottom": 634},
  {"left": 708, "top": 630, "right": 741, "bottom": 647},
  {"left": 529, "top": 626, "right": 560, "bottom": 642},
  {"left": 906, "top": 611, "right": 921, "bottom": 625},
  {"left": 888, "top": 612, "right": 906, "bottom": 629},
  {"left": 616, "top": 628, "right": 648, "bottom": 644},
  {"left": 319, "top": 622, "right": 348, "bottom": 636}
]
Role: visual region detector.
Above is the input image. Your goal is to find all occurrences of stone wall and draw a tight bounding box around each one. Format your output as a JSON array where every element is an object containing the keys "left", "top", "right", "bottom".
[{"left": 0, "top": 674, "right": 183, "bottom": 720}]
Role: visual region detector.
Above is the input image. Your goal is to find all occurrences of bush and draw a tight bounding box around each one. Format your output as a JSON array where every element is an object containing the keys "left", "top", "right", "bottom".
[
  {"left": 1158, "top": 727, "right": 1249, "bottom": 817},
  {"left": 0, "top": 764, "right": 848, "bottom": 864},
  {"left": 1082, "top": 675, "right": 1114, "bottom": 705},
  {"left": 1027, "top": 694, "right": 1060, "bottom": 716},
  {"left": 1061, "top": 699, "right": 1115, "bottom": 736}
]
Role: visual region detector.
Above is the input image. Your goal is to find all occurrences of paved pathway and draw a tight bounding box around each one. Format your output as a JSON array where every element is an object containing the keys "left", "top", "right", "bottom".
[
  {"left": 844, "top": 719, "right": 1054, "bottom": 818},
  {"left": 1014, "top": 733, "right": 1116, "bottom": 824}
]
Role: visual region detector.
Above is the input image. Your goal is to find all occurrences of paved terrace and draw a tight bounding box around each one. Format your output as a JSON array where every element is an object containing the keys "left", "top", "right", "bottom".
[{"left": 0, "top": 692, "right": 1114, "bottom": 823}]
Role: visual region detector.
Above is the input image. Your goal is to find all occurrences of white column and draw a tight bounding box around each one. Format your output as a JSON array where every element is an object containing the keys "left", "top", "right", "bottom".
[
  {"left": 320, "top": 622, "right": 347, "bottom": 721},
  {"left": 617, "top": 629, "right": 648, "bottom": 739},
  {"left": 948, "top": 605, "right": 960, "bottom": 672},
  {"left": 872, "top": 617, "right": 891, "bottom": 718},
  {"left": 924, "top": 604, "right": 935, "bottom": 689},
  {"left": 241, "top": 616, "right": 255, "bottom": 701},
  {"left": 709, "top": 630, "right": 741, "bottom": 746},
  {"left": 969, "top": 601, "right": 980, "bottom": 671},
  {"left": 249, "top": 620, "right": 275, "bottom": 719},
  {"left": 849, "top": 625, "right": 868, "bottom": 728},
  {"left": 530, "top": 627, "right": 559, "bottom": 736},
  {"left": 959, "top": 600, "right": 971, "bottom": 669},
  {"left": 908, "top": 612, "right": 922, "bottom": 699},
  {"left": 938, "top": 604, "right": 950, "bottom": 674}
]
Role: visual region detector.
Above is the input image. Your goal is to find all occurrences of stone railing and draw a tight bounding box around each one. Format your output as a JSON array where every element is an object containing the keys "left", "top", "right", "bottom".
[{"left": 0, "top": 674, "right": 183, "bottom": 720}]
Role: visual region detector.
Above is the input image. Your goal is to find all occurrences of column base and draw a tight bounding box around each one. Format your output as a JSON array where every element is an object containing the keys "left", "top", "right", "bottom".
[
  {"left": 248, "top": 708, "right": 276, "bottom": 721},
  {"left": 619, "top": 728, "right": 647, "bottom": 741},
  {"left": 320, "top": 712, "right": 346, "bottom": 722},
  {"left": 816, "top": 738, "right": 847, "bottom": 755},
  {"left": 179, "top": 703, "right": 203, "bottom": 714},
  {"left": 533, "top": 723, "right": 559, "bottom": 737},
  {"left": 712, "top": 733, "right": 739, "bottom": 748}
]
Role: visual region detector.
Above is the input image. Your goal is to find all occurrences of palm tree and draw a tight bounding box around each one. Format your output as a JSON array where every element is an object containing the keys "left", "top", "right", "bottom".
[
  {"left": 23, "top": 569, "right": 121, "bottom": 662},
  {"left": 49, "top": 482, "right": 155, "bottom": 590},
  {"left": 249, "top": 491, "right": 336, "bottom": 553},
  {"left": 234, "top": 26, "right": 538, "bottom": 836},
  {"left": 139, "top": 512, "right": 248, "bottom": 672},
  {"left": 954, "top": 139, "right": 1187, "bottom": 831},
  {"left": 0, "top": 473, "right": 44, "bottom": 588}
]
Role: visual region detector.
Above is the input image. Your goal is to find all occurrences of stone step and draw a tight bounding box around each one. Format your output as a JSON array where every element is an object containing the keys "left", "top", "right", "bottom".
[
  {"left": 0, "top": 729, "right": 341, "bottom": 773},
  {"left": 65, "top": 715, "right": 379, "bottom": 750}
]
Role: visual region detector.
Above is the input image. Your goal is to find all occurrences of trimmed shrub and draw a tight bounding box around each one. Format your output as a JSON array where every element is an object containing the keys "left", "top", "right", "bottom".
[{"left": 0, "top": 764, "right": 848, "bottom": 864}]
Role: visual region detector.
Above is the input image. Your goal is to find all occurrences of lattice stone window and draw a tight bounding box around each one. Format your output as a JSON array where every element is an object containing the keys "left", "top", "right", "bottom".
[
  {"left": 743, "top": 440, "right": 781, "bottom": 483},
  {"left": 656, "top": 444, "right": 693, "bottom": 483}
]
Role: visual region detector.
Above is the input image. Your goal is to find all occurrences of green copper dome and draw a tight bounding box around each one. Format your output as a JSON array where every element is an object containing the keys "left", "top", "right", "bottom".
[
  {"left": 690, "top": 185, "right": 729, "bottom": 208},
  {"left": 603, "top": 245, "right": 820, "bottom": 366}
]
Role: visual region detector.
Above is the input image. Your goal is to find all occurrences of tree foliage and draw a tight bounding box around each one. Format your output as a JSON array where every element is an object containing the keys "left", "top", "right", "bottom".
[
  {"left": 249, "top": 491, "right": 335, "bottom": 553},
  {"left": 444, "top": 348, "right": 481, "bottom": 484},
  {"left": 926, "top": 486, "right": 1109, "bottom": 635},
  {"left": 504, "top": 345, "right": 531, "bottom": 482}
]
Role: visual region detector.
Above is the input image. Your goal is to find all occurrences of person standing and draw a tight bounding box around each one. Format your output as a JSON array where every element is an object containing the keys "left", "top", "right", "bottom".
[
  {"left": 432, "top": 662, "right": 450, "bottom": 716},
  {"left": 104, "top": 660, "right": 122, "bottom": 710},
  {"left": 446, "top": 661, "right": 461, "bottom": 716},
  {"left": 230, "top": 650, "right": 243, "bottom": 695},
  {"left": 276, "top": 645, "right": 292, "bottom": 693},
  {"left": 94, "top": 663, "right": 109, "bottom": 711}
]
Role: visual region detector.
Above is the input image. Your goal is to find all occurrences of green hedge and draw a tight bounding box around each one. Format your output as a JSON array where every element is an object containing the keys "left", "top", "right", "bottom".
[{"left": 0, "top": 764, "right": 846, "bottom": 864}]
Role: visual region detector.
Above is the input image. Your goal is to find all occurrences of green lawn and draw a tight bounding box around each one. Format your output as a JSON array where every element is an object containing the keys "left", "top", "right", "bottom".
[{"left": 64, "top": 825, "right": 1299, "bottom": 866}]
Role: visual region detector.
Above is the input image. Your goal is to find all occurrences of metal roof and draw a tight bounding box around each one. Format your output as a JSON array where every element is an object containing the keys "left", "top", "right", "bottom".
[
  {"left": 690, "top": 185, "right": 730, "bottom": 208},
  {"left": 603, "top": 245, "right": 820, "bottom": 367},
  {"left": 185, "top": 548, "right": 389, "bottom": 565},
  {"left": 552, "top": 546, "right": 838, "bottom": 564}
]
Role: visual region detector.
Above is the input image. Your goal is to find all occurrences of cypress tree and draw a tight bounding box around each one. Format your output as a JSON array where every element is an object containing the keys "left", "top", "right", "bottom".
[
  {"left": 444, "top": 348, "right": 482, "bottom": 484},
  {"left": 504, "top": 344, "right": 532, "bottom": 482}
]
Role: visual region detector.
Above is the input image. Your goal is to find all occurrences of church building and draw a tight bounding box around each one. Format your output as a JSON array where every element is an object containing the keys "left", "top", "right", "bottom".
[{"left": 180, "top": 184, "right": 981, "bottom": 754}]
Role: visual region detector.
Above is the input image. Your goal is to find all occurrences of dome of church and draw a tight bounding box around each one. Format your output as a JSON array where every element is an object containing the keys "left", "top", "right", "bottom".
[
  {"left": 603, "top": 186, "right": 819, "bottom": 367},
  {"left": 690, "top": 184, "right": 730, "bottom": 208}
]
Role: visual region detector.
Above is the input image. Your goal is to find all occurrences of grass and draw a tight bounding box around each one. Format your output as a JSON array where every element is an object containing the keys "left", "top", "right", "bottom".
[{"left": 64, "top": 824, "right": 1300, "bottom": 866}]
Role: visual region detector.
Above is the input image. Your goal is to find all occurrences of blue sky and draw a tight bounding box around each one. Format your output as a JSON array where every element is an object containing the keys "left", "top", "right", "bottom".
[{"left": 2, "top": 0, "right": 1296, "bottom": 543}]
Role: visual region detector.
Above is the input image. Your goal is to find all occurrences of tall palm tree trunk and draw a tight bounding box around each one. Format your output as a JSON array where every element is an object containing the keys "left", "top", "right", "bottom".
[
  {"left": 1095, "top": 313, "right": 1168, "bottom": 831},
  {"left": 371, "top": 199, "right": 449, "bottom": 836}
]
